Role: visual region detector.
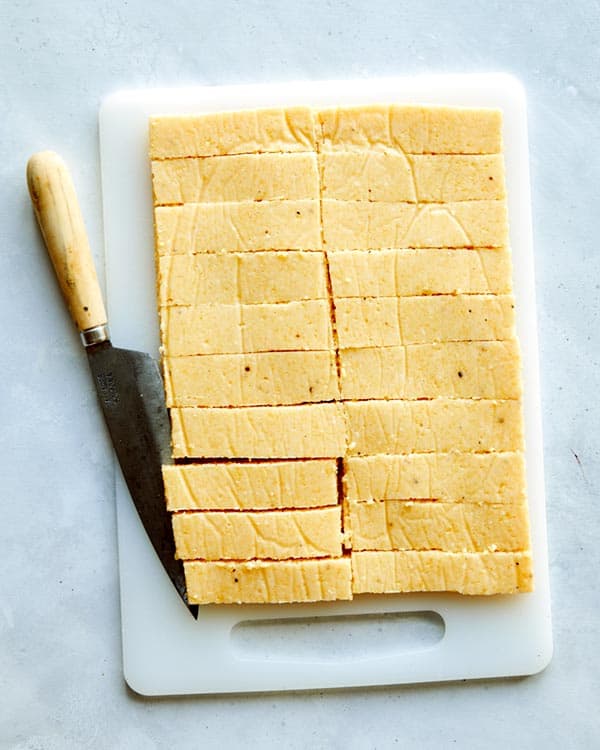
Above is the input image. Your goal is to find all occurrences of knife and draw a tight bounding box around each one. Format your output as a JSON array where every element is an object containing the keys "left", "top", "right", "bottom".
[{"left": 27, "top": 151, "right": 198, "bottom": 619}]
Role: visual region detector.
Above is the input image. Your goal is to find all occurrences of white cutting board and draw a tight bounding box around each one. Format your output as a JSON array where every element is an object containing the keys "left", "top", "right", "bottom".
[{"left": 99, "top": 74, "right": 552, "bottom": 695}]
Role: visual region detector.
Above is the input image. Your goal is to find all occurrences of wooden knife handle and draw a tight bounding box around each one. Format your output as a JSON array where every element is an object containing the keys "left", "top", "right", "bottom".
[{"left": 27, "top": 151, "right": 107, "bottom": 334}]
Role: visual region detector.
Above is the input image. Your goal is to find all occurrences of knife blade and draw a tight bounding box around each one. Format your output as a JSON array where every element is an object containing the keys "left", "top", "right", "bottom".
[{"left": 27, "top": 151, "right": 198, "bottom": 619}]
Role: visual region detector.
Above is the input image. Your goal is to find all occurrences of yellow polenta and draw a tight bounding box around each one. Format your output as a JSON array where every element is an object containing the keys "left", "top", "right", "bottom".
[{"left": 151, "top": 103, "right": 531, "bottom": 603}]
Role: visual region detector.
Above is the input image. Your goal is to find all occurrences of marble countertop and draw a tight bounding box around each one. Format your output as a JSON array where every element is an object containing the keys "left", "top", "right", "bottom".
[{"left": 1, "top": 1, "right": 598, "bottom": 747}]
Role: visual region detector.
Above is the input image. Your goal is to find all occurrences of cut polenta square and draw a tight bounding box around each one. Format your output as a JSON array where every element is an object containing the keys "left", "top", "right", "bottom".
[
  {"left": 155, "top": 200, "right": 321, "bottom": 254},
  {"left": 328, "top": 248, "right": 513, "bottom": 298},
  {"left": 344, "top": 452, "right": 526, "bottom": 504},
  {"left": 158, "top": 251, "right": 328, "bottom": 307},
  {"left": 172, "top": 506, "right": 343, "bottom": 561},
  {"left": 170, "top": 404, "right": 348, "bottom": 459},
  {"left": 351, "top": 551, "right": 533, "bottom": 595},
  {"left": 335, "top": 294, "right": 515, "bottom": 348},
  {"left": 343, "top": 399, "right": 523, "bottom": 455},
  {"left": 152, "top": 152, "right": 319, "bottom": 205},
  {"left": 320, "top": 153, "right": 505, "bottom": 202},
  {"left": 344, "top": 499, "right": 530, "bottom": 553},
  {"left": 160, "top": 299, "right": 333, "bottom": 356},
  {"left": 163, "top": 459, "right": 338, "bottom": 511},
  {"left": 339, "top": 340, "right": 522, "bottom": 400},
  {"left": 163, "top": 350, "right": 339, "bottom": 407},
  {"left": 318, "top": 105, "right": 502, "bottom": 154},
  {"left": 322, "top": 199, "right": 508, "bottom": 249},
  {"left": 150, "top": 106, "right": 317, "bottom": 158},
  {"left": 185, "top": 557, "right": 353, "bottom": 604}
]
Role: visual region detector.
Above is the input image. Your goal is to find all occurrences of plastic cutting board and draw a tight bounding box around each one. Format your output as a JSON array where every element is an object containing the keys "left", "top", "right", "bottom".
[{"left": 99, "top": 74, "right": 552, "bottom": 695}]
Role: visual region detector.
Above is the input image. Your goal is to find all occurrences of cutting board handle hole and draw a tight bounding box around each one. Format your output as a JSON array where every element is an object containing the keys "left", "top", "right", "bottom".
[{"left": 230, "top": 610, "right": 445, "bottom": 662}]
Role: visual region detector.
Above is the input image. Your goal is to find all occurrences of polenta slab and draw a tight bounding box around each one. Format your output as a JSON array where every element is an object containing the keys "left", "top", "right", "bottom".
[{"left": 151, "top": 101, "right": 530, "bottom": 604}]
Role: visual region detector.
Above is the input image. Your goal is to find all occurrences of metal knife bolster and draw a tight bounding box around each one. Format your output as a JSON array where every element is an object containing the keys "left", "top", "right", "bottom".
[{"left": 81, "top": 323, "right": 110, "bottom": 347}]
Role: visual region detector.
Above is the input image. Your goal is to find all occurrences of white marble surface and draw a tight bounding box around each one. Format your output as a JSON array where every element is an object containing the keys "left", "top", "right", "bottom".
[{"left": 1, "top": 1, "right": 598, "bottom": 747}]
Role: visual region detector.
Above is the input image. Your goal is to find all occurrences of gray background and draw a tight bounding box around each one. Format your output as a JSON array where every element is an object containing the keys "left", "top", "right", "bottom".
[{"left": 1, "top": 1, "right": 598, "bottom": 748}]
